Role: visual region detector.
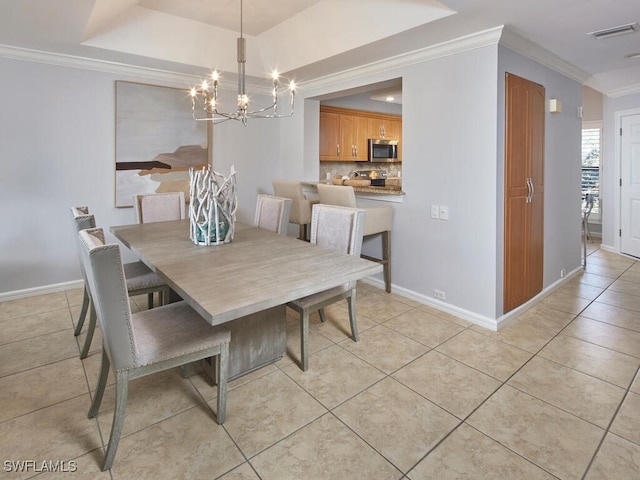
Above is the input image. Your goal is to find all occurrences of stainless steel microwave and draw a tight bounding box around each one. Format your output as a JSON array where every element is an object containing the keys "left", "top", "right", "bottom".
[{"left": 368, "top": 139, "right": 399, "bottom": 163}]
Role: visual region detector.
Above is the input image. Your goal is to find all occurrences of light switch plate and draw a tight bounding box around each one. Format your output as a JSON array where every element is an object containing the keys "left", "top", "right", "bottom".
[
  {"left": 430, "top": 204, "right": 440, "bottom": 219},
  {"left": 439, "top": 205, "right": 449, "bottom": 221}
]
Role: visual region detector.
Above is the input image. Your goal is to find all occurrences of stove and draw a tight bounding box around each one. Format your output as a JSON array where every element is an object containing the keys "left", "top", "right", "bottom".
[{"left": 353, "top": 170, "right": 387, "bottom": 186}]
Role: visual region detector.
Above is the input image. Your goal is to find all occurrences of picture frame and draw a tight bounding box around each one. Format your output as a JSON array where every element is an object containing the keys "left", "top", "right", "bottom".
[{"left": 115, "top": 81, "right": 208, "bottom": 207}]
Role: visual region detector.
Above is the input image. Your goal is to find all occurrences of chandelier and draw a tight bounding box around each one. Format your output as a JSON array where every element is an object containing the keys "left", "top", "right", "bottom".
[{"left": 189, "top": 0, "right": 296, "bottom": 125}]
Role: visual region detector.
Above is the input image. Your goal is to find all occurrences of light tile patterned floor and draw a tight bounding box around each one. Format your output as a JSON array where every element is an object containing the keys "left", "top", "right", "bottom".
[{"left": 0, "top": 241, "right": 639, "bottom": 479}]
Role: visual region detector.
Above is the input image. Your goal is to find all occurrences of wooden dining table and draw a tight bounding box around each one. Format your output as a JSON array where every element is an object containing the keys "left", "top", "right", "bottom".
[{"left": 111, "top": 219, "right": 382, "bottom": 378}]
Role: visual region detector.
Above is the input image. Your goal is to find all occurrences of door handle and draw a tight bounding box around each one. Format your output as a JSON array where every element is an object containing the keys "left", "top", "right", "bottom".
[
  {"left": 526, "top": 177, "right": 532, "bottom": 203},
  {"left": 337, "top": 144, "right": 340, "bottom": 158}
]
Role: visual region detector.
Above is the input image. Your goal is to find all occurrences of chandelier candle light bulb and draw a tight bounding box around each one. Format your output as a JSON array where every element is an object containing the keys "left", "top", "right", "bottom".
[{"left": 190, "top": 0, "right": 296, "bottom": 125}]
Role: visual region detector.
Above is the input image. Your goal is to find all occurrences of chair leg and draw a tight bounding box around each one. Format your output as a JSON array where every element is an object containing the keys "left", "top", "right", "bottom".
[
  {"left": 319, "top": 308, "right": 327, "bottom": 323},
  {"left": 161, "top": 286, "right": 171, "bottom": 306},
  {"left": 382, "top": 230, "right": 391, "bottom": 293},
  {"left": 79, "top": 304, "right": 97, "bottom": 359},
  {"left": 102, "top": 372, "right": 128, "bottom": 471},
  {"left": 88, "top": 348, "right": 110, "bottom": 418},
  {"left": 216, "top": 343, "right": 229, "bottom": 424},
  {"left": 180, "top": 363, "right": 193, "bottom": 378},
  {"left": 74, "top": 287, "right": 90, "bottom": 336},
  {"left": 347, "top": 293, "right": 359, "bottom": 342},
  {"left": 300, "top": 310, "right": 310, "bottom": 371}
]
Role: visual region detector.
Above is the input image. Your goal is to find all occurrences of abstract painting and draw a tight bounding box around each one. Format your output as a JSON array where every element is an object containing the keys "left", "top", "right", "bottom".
[{"left": 115, "top": 81, "right": 208, "bottom": 207}]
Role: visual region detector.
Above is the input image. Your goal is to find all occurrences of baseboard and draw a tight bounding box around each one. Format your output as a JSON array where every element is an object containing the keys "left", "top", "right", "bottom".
[
  {"left": 495, "top": 266, "right": 583, "bottom": 329},
  {"left": 363, "top": 266, "right": 583, "bottom": 331},
  {"left": 362, "top": 277, "right": 499, "bottom": 331},
  {"left": 0, "top": 280, "right": 84, "bottom": 302}
]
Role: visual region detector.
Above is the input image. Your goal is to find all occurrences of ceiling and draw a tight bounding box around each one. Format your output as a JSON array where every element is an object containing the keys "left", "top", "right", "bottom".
[{"left": 1, "top": 0, "right": 639, "bottom": 97}]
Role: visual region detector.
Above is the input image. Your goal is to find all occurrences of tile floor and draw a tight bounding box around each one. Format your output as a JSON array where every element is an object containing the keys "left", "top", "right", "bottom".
[{"left": 1, "top": 241, "right": 639, "bottom": 479}]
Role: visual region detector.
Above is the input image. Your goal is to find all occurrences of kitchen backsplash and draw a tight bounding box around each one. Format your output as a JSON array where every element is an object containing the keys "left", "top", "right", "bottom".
[{"left": 319, "top": 162, "right": 402, "bottom": 183}]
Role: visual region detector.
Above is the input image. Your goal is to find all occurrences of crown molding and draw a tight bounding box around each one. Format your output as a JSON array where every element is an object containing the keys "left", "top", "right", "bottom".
[
  {"left": 299, "top": 25, "right": 592, "bottom": 96},
  {"left": 0, "top": 44, "right": 200, "bottom": 85},
  {"left": 603, "top": 82, "right": 640, "bottom": 98},
  {"left": 299, "top": 26, "right": 505, "bottom": 95},
  {"left": 0, "top": 26, "right": 602, "bottom": 97},
  {"left": 0, "top": 43, "right": 274, "bottom": 94},
  {"left": 498, "top": 27, "right": 590, "bottom": 84}
]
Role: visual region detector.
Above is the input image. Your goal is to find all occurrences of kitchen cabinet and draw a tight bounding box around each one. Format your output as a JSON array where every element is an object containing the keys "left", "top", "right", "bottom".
[
  {"left": 319, "top": 106, "right": 401, "bottom": 162},
  {"left": 319, "top": 111, "right": 341, "bottom": 161},
  {"left": 340, "top": 114, "right": 368, "bottom": 161},
  {"left": 367, "top": 117, "right": 401, "bottom": 141},
  {"left": 504, "top": 72, "right": 545, "bottom": 313}
]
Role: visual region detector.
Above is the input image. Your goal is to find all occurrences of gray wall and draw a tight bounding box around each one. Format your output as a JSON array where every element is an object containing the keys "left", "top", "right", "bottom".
[
  {"left": 0, "top": 56, "right": 282, "bottom": 294},
  {"left": 0, "top": 37, "right": 587, "bottom": 326},
  {"left": 286, "top": 42, "right": 583, "bottom": 324}
]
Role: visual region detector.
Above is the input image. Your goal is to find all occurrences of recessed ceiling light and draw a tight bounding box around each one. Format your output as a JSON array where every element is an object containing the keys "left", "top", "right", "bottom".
[
  {"left": 385, "top": 96, "right": 395, "bottom": 102},
  {"left": 588, "top": 22, "right": 639, "bottom": 39}
]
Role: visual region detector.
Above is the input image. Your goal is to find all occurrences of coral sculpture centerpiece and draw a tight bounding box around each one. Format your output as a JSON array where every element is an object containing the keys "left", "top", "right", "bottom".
[{"left": 189, "top": 165, "right": 237, "bottom": 245}]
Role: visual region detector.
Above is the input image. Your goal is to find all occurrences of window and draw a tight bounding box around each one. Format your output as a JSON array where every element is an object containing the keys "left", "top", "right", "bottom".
[{"left": 581, "top": 124, "right": 601, "bottom": 220}]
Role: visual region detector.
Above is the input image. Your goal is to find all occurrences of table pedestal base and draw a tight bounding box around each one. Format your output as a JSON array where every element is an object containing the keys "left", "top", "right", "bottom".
[{"left": 201, "top": 305, "right": 286, "bottom": 381}]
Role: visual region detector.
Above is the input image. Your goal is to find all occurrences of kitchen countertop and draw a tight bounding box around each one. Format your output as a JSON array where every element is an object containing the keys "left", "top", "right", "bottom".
[{"left": 302, "top": 182, "right": 405, "bottom": 196}]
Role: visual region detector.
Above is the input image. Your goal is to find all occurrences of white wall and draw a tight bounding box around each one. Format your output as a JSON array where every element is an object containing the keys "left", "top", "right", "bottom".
[{"left": 0, "top": 56, "right": 282, "bottom": 294}]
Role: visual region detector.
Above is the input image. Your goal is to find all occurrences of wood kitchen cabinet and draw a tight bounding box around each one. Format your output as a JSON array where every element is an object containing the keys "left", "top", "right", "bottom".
[
  {"left": 319, "top": 111, "right": 341, "bottom": 161},
  {"left": 367, "top": 117, "right": 401, "bottom": 141},
  {"left": 319, "top": 106, "right": 401, "bottom": 162},
  {"left": 504, "top": 72, "right": 545, "bottom": 313},
  {"left": 340, "top": 114, "right": 368, "bottom": 161}
]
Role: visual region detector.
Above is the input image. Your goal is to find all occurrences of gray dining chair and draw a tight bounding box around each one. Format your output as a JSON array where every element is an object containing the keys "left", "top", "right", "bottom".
[
  {"left": 133, "top": 191, "right": 186, "bottom": 306},
  {"left": 254, "top": 194, "right": 292, "bottom": 235},
  {"left": 272, "top": 180, "right": 317, "bottom": 240},
  {"left": 78, "top": 227, "right": 230, "bottom": 471},
  {"left": 286, "top": 204, "right": 366, "bottom": 371},
  {"left": 70, "top": 207, "right": 169, "bottom": 359},
  {"left": 133, "top": 191, "right": 186, "bottom": 224}
]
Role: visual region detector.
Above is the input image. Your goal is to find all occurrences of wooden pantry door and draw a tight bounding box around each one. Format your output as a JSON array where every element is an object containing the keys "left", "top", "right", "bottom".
[{"left": 504, "top": 73, "right": 545, "bottom": 313}]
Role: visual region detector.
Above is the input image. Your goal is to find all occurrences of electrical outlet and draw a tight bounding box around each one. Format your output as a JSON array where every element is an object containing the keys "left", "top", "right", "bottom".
[
  {"left": 433, "top": 289, "right": 446, "bottom": 300},
  {"left": 430, "top": 204, "right": 440, "bottom": 219},
  {"left": 439, "top": 205, "right": 449, "bottom": 221},
  {"left": 560, "top": 268, "right": 566, "bottom": 278}
]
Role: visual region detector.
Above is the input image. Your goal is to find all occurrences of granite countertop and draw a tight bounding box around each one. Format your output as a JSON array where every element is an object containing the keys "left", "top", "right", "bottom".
[{"left": 302, "top": 182, "right": 405, "bottom": 196}]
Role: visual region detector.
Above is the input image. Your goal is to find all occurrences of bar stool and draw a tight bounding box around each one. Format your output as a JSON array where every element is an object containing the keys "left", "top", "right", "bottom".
[
  {"left": 272, "top": 180, "right": 317, "bottom": 240},
  {"left": 317, "top": 184, "right": 393, "bottom": 293}
]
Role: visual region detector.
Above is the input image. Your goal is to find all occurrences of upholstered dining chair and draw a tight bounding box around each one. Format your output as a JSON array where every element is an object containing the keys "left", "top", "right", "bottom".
[
  {"left": 286, "top": 204, "right": 366, "bottom": 371},
  {"left": 254, "top": 194, "right": 292, "bottom": 235},
  {"left": 133, "top": 191, "right": 186, "bottom": 224},
  {"left": 272, "top": 180, "right": 317, "bottom": 240},
  {"left": 317, "top": 183, "right": 393, "bottom": 293},
  {"left": 133, "top": 191, "right": 185, "bottom": 306},
  {"left": 70, "top": 207, "right": 169, "bottom": 359},
  {"left": 78, "top": 227, "right": 231, "bottom": 471}
]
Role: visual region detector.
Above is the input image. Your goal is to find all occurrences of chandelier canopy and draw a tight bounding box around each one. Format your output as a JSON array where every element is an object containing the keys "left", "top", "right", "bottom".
[{"left": 190, "top": 0, "right": 296, "bottom": 125}]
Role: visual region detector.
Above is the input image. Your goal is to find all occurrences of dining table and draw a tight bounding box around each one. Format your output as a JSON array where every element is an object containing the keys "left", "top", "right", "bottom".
[{"left": 110, "top": 219, "right": 383, "bottom": 378}]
